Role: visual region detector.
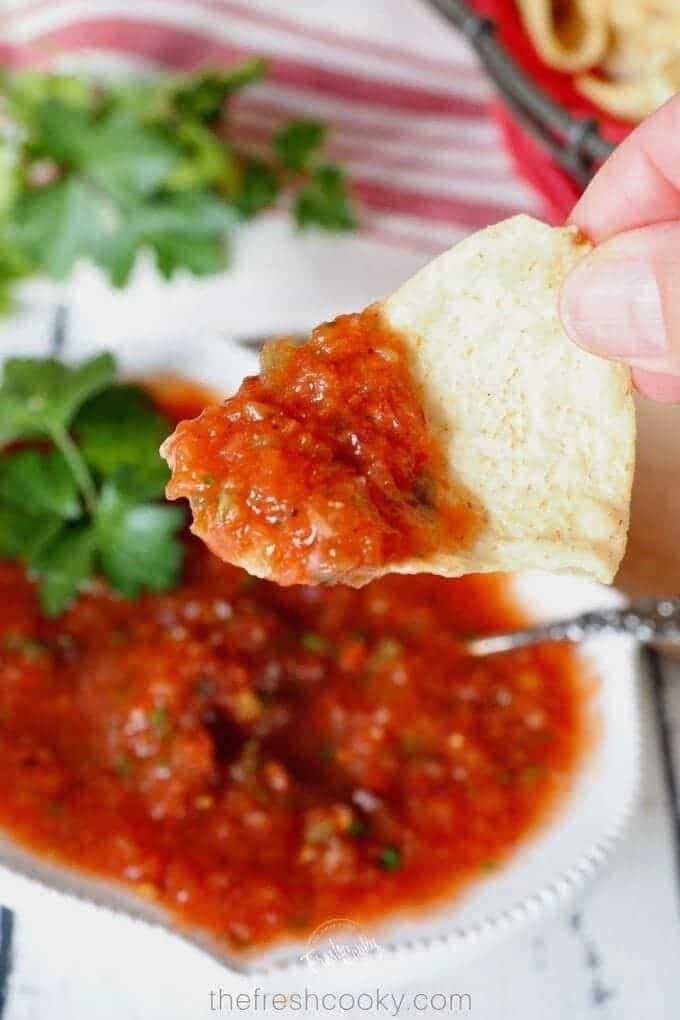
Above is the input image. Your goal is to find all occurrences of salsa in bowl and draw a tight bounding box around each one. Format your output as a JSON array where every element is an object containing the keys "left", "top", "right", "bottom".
[{"left": 0, "top": 337, "right": 640, "bottom": 972}]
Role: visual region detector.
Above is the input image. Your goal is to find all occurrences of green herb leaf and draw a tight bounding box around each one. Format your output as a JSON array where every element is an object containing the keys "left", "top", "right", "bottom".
[
  {"left": 0, "top": 227, "right": 31, "bottom": 313},
  {"left": 82, "top": 110, "right": 177, "bottom": 199},
  {"left": 0, "top": 449, "right": 81, "bottom": 520},
  {"left": 275, "top": 119, "right": 327, "bottom": 172},
  {"left": 165, "top": 60, "right": 266, "bottom": 124},
  {"left": 11, "top": 177, "right": 111, "bottom": 280},
  {"left": 32, "top": 525, "right": 96, "bottom": 616},
  {"left": 368, "top": 637, "right": 403, "bottom": 668},
  {"left": 29, "top": 99, "right": 177, "bottom": 196},
  {"left": 74, "top": 384, "right": 171, "bottom": 499},
  {"left": 0, "top": 352, "right": 116, "bottom": 444},
  {"left": 29, "top": 98, "right": 92, "bottom": 164},
  {"left": 1, "top": 634, "right": 49, "bottom": 660},
  {"left": 166, "top": 121, "right": 240, "bottom": 193},
  {"left": 0, "top": 504, "right": 63, "bottom": 562},
  {"left": 295, "top": 165, "right": 356, "bottom": 231},
  {"left": 131, "top": 190, "right": 235, "bottom": 279},
  {"left": 301, "top": 631, "right": 332, "bottom": 654},
  {"left": 115, "top": 754, "right": 132, "bottom": 777},
  {"left": 4, "top": 72, "right": 93, "bottom": 128},
  {"left": 377, "top": 845, "right": 403, "bottom": 872},
  {"left": 349, "top": 818, "right": 366, "bottom": 837},
  {"left": 0, "top": 66, "right": 355, "bottom": 304},
  {"left": 149, "top": 705, "right": 172, "bottom": 738},
  {"left": 96, "top": 480, "right": 185, "bottom": 597},
  {"left": 94, "top": 230, "right": 138, "bottom": 288},
  {"left": 0, "top": 353, "right": 189, "bottom": 615},
  {"left": 233, "top": 158, "right": 280, "bottom": 219}
]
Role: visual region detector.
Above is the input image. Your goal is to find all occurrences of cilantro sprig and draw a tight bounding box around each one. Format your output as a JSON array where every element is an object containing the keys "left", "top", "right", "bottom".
[
  {"left": 0, "top": 352, "right": 185, "bottom": 615},
  {"left": 0, "top": 65, "right": 356, "bottom": 305}
]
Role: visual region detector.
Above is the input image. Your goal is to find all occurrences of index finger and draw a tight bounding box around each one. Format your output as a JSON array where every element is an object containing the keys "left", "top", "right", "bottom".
[{"left": 569, "top": 94, "right": 680, "bottom": 242}]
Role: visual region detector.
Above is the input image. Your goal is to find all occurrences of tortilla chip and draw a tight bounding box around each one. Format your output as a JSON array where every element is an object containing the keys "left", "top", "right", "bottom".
[
  {"left": 575, "top": 69, "right": 677, "bottom": 121},
  {"left": 382, "top": 215, "right": 634, "bottom": 585},
  {"left": 517, "top": 0, "right": 680, "bottom": 122},
  {"left": 163, "top": 216, "right": 635, "bottom": 587},
  {"left": 516, "top": 0, "right": 609, "bottom": 72}
]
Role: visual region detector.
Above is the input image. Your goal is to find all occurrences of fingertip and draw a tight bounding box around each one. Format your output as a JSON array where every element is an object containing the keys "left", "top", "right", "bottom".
[
  {"left": 559, "top": 259, "right": 591, "bottom": 350},
  {"left": 560, "top": 250, "right": 666, "bottom": 360},
  {"left": 632, "top": 368, "right": 680, "bottom": 403},
  {"left": 568, "top": 94, "right": 680, "bottom": 242}
]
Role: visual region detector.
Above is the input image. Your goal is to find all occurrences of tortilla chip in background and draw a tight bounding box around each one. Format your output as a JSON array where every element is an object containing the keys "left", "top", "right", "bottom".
[{"left": 515, "top": 0, "right": 609, "bottom": 72}]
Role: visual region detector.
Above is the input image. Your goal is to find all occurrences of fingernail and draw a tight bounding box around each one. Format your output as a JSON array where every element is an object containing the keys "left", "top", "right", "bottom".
[{"left": 561, "top": 257, "right": 666, "bottom": 358}]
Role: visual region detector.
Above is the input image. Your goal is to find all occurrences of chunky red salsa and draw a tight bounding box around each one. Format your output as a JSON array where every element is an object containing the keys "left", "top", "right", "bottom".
[
  {"left": 0, "top": 386, "right": 591, "bottom": 954},
  {"left": 163, "top": 307, "right": 478, "bottom": 586}
]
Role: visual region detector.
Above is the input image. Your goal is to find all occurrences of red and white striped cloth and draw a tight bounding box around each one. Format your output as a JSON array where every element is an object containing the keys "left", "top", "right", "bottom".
[{"left": 0, "top": 0, "right": 543, "bottom": 255}]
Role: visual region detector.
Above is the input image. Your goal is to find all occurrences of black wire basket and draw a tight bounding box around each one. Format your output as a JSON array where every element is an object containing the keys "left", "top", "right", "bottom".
[{"left": 425, "top": 0, "right": 616, "bottom": 188}]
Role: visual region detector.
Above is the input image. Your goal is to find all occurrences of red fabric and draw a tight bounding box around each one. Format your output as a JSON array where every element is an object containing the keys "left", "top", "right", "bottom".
[
  {"left": 1, "top": 0, "right": 540, "bottom": 252},
  {"left": 474, "top": 0, "right": 635, "bottom": 220},
  {"left": 492, "top": 101, "right": 579, "bottom": 224},
  {"left": 31, "top": 17, "right": 489, "bottom": 118}
]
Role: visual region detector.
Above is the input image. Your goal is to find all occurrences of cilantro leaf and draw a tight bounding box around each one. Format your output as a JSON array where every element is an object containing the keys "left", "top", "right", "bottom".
[
  {"left": 74, "top": 384, "right": 171, "bottom": 499},
  {"left": 136, "top": 190, "right": 236, "bottom": 239},
  {"left": 94, "top": 230, "right": 138, "bottom": 288},
  {"left": 4, "top": 72, "right": 93, "bottom": 128},
  {"left": 377, "top": 845, "right": 403, "bottom": 872},
  {"left": 96, "top": 481, "right": 185, "bottom": 597},
  {"left": 166, "top": 121, "right": 240, "bottom": 193},
  {"left": 153, "top": 235, "right": 226, "bottom": 279},
  {"left": 0, "top": 67, "right": 356, "bottom": 304},
  {"left": 12, "top": 100, "right": 182, "bottom": 286},
  {"left": 133, "top": 191, "right": 234, "bottom": 278},
  {"left": 0, "top": 353, "right": 187, "bottom": 614},
  {"left": 0, "top": 352, "right": 116, "bottom": 443},
  {"left": 32, "top": 525, "right": 96, "bottom": 616},
  {"left": 275, "top": 120, "right": 327, "bottom": 172},
  {"left": 84, "top": 191, "right": 236, "bottom": 285},
  {"left": 30, "top": 100, "right": 177, "bottom": 198},
  {"left": 166, "top": 61, "right": 266, "bottom": 123},
  {"left": 232, "top": 158, "right": 280, "bottom": 219},
  {"left": 30, "top": 99, "right": 92, "bottom": 164},
  {"left": 83, "top": 111, "right": 177, "bottom": 199},
  {"left": 0, "top": 505, "right": 63, "bottom": 563},
  {"left": 11, "top": 112, "right": 181, "bottom": 286},
  {"left": 0, "top": 233, "right": 32, "bottom": 312},
  {"left": 11, "top": 177, "right": 111, "bottom": 280},
  {"left": 295, "top": 165, "right": 356, "bottom": 231},
  {"left": 0, "top": 449, "right": 81, "bottom": 519}
]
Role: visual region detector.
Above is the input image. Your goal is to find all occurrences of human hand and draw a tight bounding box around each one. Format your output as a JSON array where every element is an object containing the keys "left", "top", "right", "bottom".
[{"left": 560, "top": 94, "right": 680, "bottom": 402}]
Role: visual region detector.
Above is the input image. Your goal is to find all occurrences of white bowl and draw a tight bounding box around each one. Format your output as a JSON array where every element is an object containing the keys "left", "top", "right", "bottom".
[{"left": 0, "top": 335, "right": 641, "bottom": 979}]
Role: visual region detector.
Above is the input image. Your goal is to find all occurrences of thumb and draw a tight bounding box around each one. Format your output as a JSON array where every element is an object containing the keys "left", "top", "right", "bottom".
[{"left": 560, "top": 221, "right": 680, "bottom": 376}]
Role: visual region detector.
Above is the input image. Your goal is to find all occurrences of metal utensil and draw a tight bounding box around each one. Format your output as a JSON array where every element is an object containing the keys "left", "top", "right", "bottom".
[
  {"left": 423, "top": 0, "right": 615, "bottom": 185},
  {"left": 465, "top": 597, "right": 680, "bottom": 656},
  {"left": 234, "top": 333, "right": 308, "bottom": 352}
]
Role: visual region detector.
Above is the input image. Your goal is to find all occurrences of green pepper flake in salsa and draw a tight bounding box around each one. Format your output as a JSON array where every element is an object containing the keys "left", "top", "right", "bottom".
[
  {"left": 0, "top": 384, "right": 593, "bottom": 954},
  {"left": 162, "top": 306, "right": 478, "bottom": 586}
]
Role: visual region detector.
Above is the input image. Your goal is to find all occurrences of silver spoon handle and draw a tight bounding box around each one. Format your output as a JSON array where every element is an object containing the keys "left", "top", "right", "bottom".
[{"left": 466, "top": 597, "right": 680, "bottom": 656}]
